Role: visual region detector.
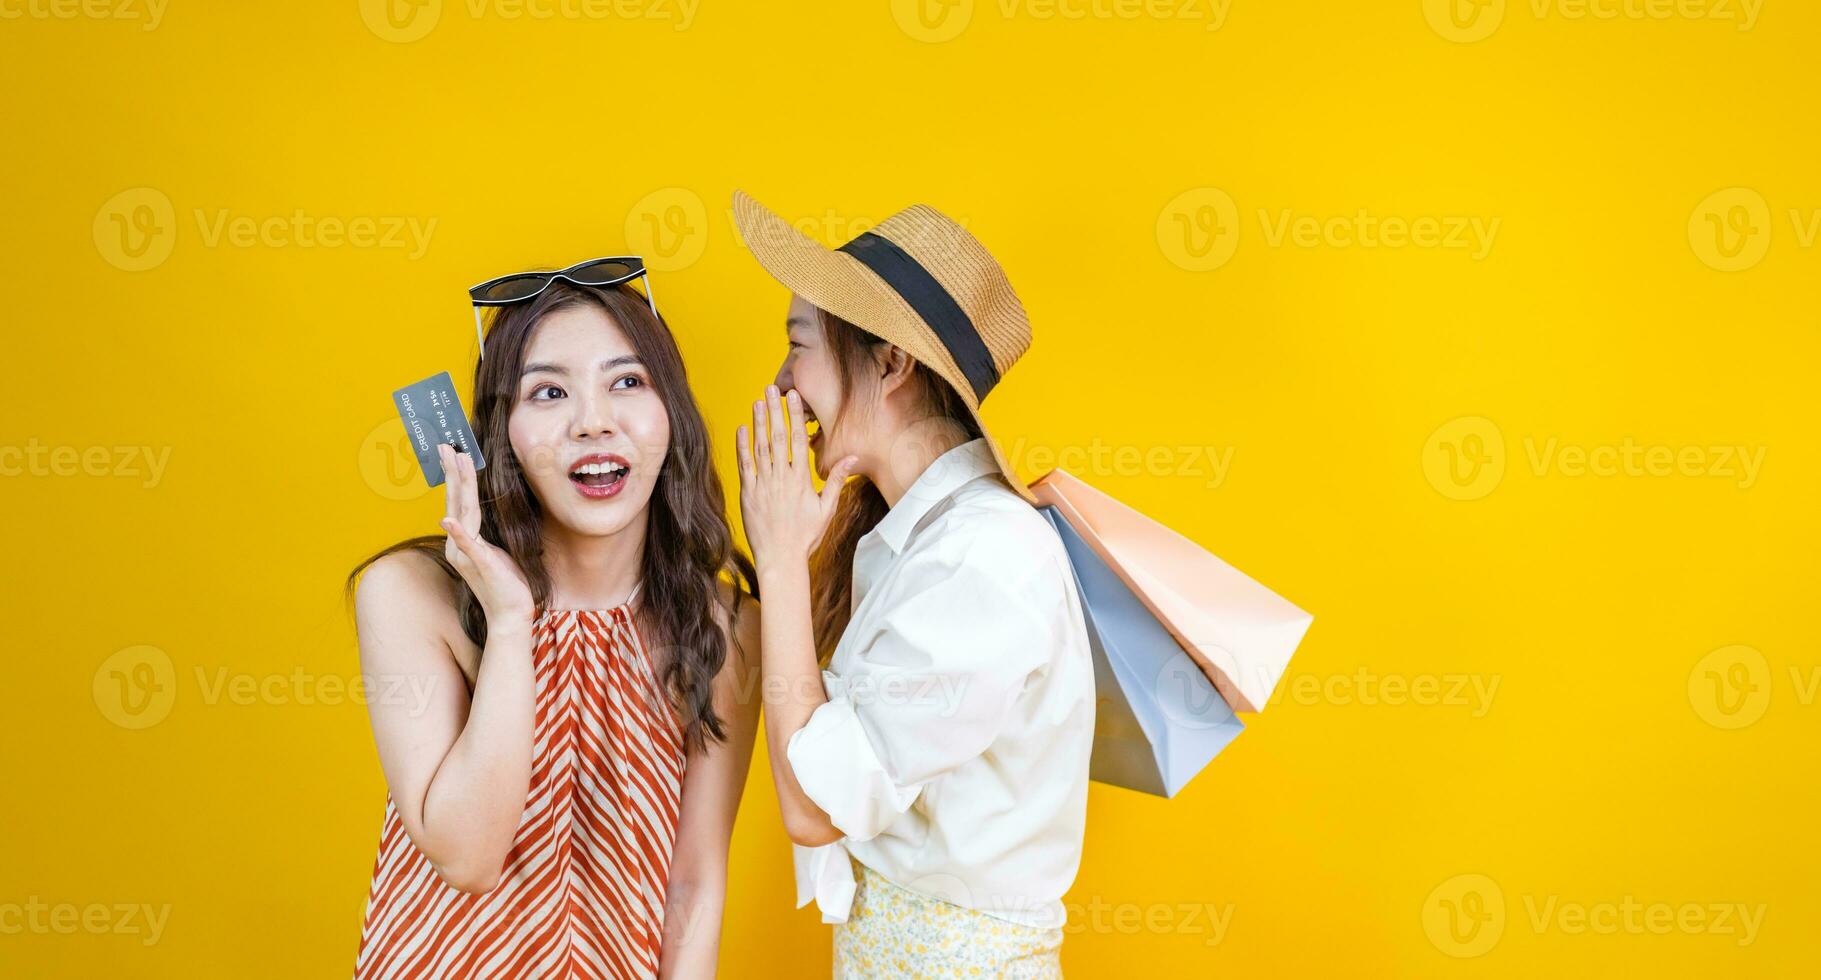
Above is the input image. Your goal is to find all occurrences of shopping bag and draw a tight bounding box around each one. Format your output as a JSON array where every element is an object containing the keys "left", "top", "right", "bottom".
[
  {"left": 1040, "top": 506, "right": 1245, "bottom": 797},
  {"left": 1031, "top": 469, "right": 1313, "bottom": 713}
]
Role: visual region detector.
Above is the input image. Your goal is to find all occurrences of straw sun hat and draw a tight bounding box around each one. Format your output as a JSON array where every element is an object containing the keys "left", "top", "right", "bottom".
[{"left": 731, "top": 189, "right": 1039, "bottom": 504}]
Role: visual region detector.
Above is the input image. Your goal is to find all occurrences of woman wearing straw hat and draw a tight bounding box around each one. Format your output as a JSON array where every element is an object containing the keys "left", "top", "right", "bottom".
[{"left": 730, "top": 190, "right": 1096, "bottom": 977}]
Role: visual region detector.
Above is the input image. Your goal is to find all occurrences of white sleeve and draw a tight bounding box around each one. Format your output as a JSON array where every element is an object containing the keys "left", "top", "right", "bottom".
[{"left": 784, "top": 551, "right": 1064, "bottom": 842}]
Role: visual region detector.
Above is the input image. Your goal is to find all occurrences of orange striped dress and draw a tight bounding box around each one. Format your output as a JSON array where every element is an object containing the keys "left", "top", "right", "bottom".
[{"left": 354, "top": 604, "right": 686, "bottom": 980}]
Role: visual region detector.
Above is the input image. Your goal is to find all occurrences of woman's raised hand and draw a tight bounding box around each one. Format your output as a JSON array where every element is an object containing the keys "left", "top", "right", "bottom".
[
  {"left": 735, "top": 386, "right": 858, "bottom": 566},
  {"left": 437, "top": 443, "right": 536, "bottom": 626}
]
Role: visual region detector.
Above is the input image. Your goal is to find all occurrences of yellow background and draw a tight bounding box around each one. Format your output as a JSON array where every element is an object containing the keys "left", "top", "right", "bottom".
[{"left": 3, "top": 0, "right": 1816, "bottom": 976}]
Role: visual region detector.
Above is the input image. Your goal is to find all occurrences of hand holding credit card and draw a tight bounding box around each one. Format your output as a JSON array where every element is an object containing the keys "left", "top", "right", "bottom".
[{"left": 391, "top": 371, "right": 486, "bottom": 487}]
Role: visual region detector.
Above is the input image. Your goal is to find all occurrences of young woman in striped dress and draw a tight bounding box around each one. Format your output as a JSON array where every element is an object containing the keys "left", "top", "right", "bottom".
[{"left": 347, "top": 277, "right": 759, "bottom": 979}]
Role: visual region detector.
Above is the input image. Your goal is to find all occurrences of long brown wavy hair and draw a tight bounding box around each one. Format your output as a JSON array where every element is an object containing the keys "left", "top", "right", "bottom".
[
  {"left": 807, "top": 307, "right": 980, "bottom": 662},
  {"left": 349, "top": 280, "right": 755, "bottom": 750}
]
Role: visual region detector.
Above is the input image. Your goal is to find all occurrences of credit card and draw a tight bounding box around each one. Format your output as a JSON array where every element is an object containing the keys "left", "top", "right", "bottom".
[{"left": 391, "top": 371, "right": 486, "bottom": 487}]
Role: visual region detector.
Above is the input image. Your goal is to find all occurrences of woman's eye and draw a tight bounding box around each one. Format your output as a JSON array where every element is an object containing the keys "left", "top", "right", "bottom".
[
  {"left": 610, "top": 374, "right": 645, "bottom": 391},
  {"left": 788, "top": 341, "right": 805, "bottom": 350},
  {"left": 529, "top": 384, "right": 565, "bottom": 401}
]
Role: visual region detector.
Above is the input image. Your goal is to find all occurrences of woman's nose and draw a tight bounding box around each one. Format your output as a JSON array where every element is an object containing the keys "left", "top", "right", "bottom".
[
  {"left": 772, "top": 362, "right": 793, "bottom": 392},
  {"left": 570, "top": 390, "right": 615, "bottom": 439}
]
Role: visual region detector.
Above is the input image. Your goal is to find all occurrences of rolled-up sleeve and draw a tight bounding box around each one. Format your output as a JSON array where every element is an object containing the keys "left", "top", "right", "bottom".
[{"left": 785, "top": 553, "right": 1061, "bottom": 842}]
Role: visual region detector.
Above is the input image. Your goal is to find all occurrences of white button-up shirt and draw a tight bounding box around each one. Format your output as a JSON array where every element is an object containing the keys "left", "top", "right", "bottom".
[{"left": 787, "top": 438, "right": 1096, "bottom": 930}]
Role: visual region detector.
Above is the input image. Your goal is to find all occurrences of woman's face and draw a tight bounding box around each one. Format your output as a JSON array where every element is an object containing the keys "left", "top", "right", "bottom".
[
  {"left": 508, "top": 303, "right": 670, "bottom": 539},
  {"left": 772, "top": 294, "right": 861, "bottom": 481}
]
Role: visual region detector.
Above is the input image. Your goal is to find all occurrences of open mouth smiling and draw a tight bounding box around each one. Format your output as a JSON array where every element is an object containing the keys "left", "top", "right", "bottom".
[
  {"left": 568, "top": 453, "right": 630, "bottom": 498},
  {"left": 803, "top": 406, "right": 822, "bottom": 449}
]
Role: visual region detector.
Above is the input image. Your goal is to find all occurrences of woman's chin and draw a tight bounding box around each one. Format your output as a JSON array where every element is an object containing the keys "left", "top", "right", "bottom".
[{"left": 541, "top": 486, "right": 650, "bottom": 539}]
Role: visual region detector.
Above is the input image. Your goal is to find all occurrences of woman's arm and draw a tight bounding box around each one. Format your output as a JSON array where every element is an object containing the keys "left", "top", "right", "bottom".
[
  {"left": 752, "top": 558, "right": 841, "bottom": 846},
  {"left": 659, "top": 586, "right": 763, "bottom": 979},
  {"left": 735, "top": 387, "right": 857, "bottom": 847},
  {"left": 355, "top": 446, "right": 538, "bottom": 894}
]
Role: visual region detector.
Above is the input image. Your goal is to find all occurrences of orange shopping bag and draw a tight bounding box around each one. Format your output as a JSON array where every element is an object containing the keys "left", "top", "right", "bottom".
[{"left": 1030, "top": 469, "right": 1313, "bottom": 713}]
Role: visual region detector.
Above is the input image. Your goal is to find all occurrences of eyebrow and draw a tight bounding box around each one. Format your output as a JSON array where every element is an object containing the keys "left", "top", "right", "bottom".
[
  {"left": 520, "top": 355, "right": 643, "bottom": 378},
  {"left": 786, "top": 316, "right": 812, "bottom": 332}
]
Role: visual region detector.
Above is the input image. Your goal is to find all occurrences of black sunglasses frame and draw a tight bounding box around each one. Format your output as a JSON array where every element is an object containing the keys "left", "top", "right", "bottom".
[{"left": 468, "top": 256, "right": 657, "bottom": 358}]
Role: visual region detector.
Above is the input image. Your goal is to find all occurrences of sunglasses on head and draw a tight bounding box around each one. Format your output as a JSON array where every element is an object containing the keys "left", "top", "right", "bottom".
[{"left": 468, "top": 256, "right": 657, "bottom": 358}]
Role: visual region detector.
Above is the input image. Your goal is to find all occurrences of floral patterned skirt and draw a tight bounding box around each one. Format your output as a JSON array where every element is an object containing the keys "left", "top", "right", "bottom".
[{"left": 832, "top": 858, "right": 1063, "bottom": 979}]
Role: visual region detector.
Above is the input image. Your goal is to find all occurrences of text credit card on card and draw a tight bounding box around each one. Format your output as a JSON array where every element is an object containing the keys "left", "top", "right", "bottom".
[{"left": 391, "top": 371, "right": 486, "bottom": 488}]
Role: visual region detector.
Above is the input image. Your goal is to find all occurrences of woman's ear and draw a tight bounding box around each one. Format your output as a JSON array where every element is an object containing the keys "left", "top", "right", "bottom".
[{"left": 878, "top": 346, "right": 917, "bottom": 393}]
